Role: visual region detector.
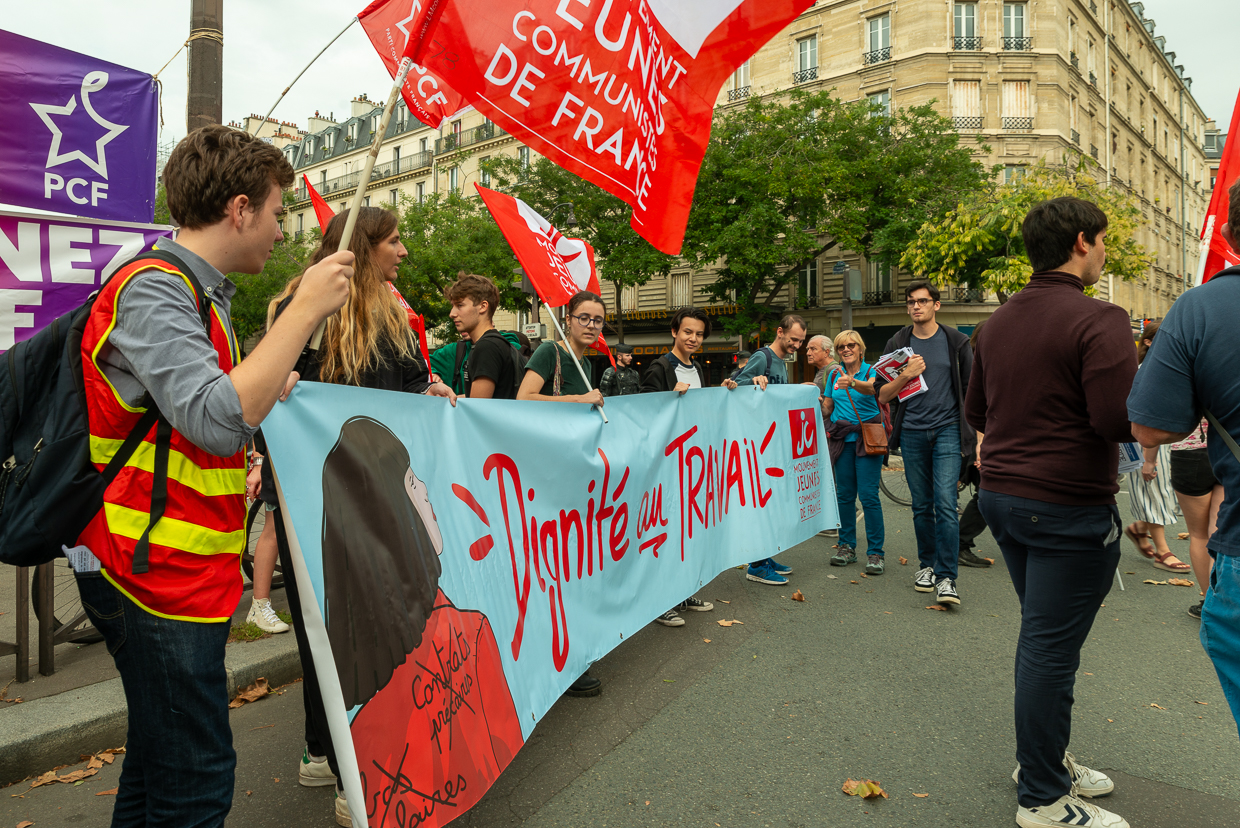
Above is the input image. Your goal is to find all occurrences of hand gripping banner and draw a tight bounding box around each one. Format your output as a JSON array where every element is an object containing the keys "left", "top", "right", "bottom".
[
  {"left": 263, "top": 383, "right": 834, "bottom": 827},
  {"left": 386, "top": 0, "right": 814, "bottom": 254}
]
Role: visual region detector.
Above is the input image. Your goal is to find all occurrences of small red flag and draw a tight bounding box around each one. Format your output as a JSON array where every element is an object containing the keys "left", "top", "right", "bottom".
[
  {"left": 386, "top": 282, "right": 431, "bottom": 367},
  {"left": 1199, "top": 91, "right": 1240, "bottom": 283},
  {"left": 303, "top": 174, "right": 335, "bottom": 233},
  {"left": 474, "top": 184, "right": 601, "bottom": 307},
  {"left": 594, "top": 334, "right": 618, "bottom": 371}
]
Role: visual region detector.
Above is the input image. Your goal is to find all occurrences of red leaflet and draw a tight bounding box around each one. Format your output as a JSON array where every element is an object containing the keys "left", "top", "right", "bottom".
[
  {"left": 395, "top": 0, "right": 814, "bottom": 254},
  {"left": 475, "top": 183, "right": 601, "bottom": 307}
]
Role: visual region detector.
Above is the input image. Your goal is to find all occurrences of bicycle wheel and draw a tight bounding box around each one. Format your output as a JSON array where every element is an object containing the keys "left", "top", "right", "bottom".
[
  {"left": 241, "top": 499, "right": 284, "bottom": 590},
  {"left": 879, "top": 448, "right": 912, "bottom": 507},
  {"left": 31, "top": 559, "right": 104, "bottom": 645}
]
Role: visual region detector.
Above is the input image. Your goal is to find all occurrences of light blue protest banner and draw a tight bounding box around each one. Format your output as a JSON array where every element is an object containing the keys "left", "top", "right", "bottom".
[{"left": 263, "top": 382, "right": 835, "bottom": 828}]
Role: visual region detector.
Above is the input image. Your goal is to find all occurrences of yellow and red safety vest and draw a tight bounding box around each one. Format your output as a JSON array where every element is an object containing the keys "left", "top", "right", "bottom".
[{"left": 77, "top": 258, "right": 247, "bottom": 622}]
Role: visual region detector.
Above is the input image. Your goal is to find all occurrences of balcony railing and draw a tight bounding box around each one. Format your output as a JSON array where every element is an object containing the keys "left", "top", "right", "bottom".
[
  {"left": 792, "top": 68, "right": 817, "bottom": 84},
  {"left": 1090, "top": 144, "right": 1099, "bottom": 159},
  {"left": 1003, "top": 117, "right": 1033, "bottom": 131},
  {"left": 953, "top": 287, "right": 984, "bottom": 303},
  {"left": 1002, "top": 37, "right": 1033, "bottom": 51},
  {"left": 435, "top": 122, "right": 505, "bottom": 154},
  {"left": 954, "top": 116, "right": 983, "bottom": 130},
  {"left": 1071, "top": 129, "right": 1080, "bottom": 145},
  {"left": 292, "top": 150, "right": 434, "bottom": 202},
  {"left": 862, "top": 290, "right": 893, "bottom": 306},
  {"left": 1070, "top": 52, "right": 1079, "bottom": 70},
  {"left": 862, "top": 47, "right": 891, "bottom": 65},
  {"left": 953, "top": 36, "right": 982, "bottom": 51},
  {"left": 728, "top": 86, "right": 751, "bottom": 101}
]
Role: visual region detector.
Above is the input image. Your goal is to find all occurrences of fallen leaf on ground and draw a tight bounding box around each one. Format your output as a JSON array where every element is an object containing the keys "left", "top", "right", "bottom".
[
  {"left": 229, "top": 677, "right": 271, "bottom": 709},
  {"left": 1107, "top": 719, "right": 1114, "bottom": 722},
  {"left": 30, "top": 766, "right": 99, "bottom": 788},
  {"left": 913, "top": 792, "right": 929, "bottom": 798},
  {"left": 1168, "top": 578, "right": 1195, "bottom": 587},
  {"left": 860, "top": 573, "right": 868, "bottom": 578},
  {"left": 98, "top": 753, "right": 115, "bottom": 765},
  {"left": 1196, "top": 701, "right": 1209, "bottom": 705},
  {"left": 18, "top": 821, "right": 33, "bottom": 828},
  {"left": 842, "top": 779, "right": 888, "bottom": 799},
  {"left": 1143, "top": 579, "right": 1168, "bottom": 585},
  {"left": 703, "top": 639, "right": 711, "bottom": 643},
  {"left": 849, "top": 580, "right": 859, "bottom": 584},
  {"left": 1150, "top": 703, "right": 1167, "bottom": 710},
  {"left": 663, "top": 679, "right": 675, "bottom": 683},
  {"left": 716, "top": 599, "right": 730, "bottom": 604},
  {"left": 925, "top": 605, "right": 949, "bottom": 611},
  {"left": 827, "top": 574, "right": 838, "bottom": 579},
  {"left": 101, "top": 747, "right": 126, "bottom": 755},
  {"left": 96, "top": 788, "right": 118, "bottom": 796},
  {"left": 883, "top": 611, "right": 892, "bottom": 614},
  {"left": 898, "top": 557, "right": 908, "bottom": 565},
  {"left": 1178, "top": 532, "right": 1190, "bottom": 540},
  {"left": 984, "top": 557, "right": 996, "bottom": 564},
  {"left": 1084, "top": 672, "right": 1093, "bottom": 676},
  {"left": 87, "top": 756, "right": 103, "bottom": 771},
  {"left": 716, "top": 619, "right": 745, "bottom": 627},
  {"left": 791, "top": 590, "right": 805, "bottom": 602}
]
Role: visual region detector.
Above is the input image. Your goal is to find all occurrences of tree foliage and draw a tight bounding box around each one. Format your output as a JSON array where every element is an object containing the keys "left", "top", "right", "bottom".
[
  {"left": 682, "top": 89, "right": 990, "bottom": 337},
  {"left": 486, "top": 155, "right": 675, "bottom": 341},
  {"left": 901, "top": 155, "right": 1152, "bottom": 296}
]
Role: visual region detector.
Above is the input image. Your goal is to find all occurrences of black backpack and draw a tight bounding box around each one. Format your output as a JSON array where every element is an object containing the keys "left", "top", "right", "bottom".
[
  {"left": 0, "top": 250, "right": 209, "bottom": 569},
  {"left": 453, "top": 330, "right": 528, "bottom": 399}
]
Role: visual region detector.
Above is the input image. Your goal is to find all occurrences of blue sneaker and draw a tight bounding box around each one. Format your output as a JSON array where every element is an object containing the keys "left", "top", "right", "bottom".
[
  {"left": 767, "top": 557, "right": 793, "bottom": 575},
  {"left": 746, "top": 561, "right": 788, "bottom": 585}
]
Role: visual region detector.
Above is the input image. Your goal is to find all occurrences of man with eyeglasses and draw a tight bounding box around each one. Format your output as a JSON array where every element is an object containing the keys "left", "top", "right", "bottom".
[
  {"left": 874, "top": 281, "right": 975, "bottom": 606},
  {"left": 727, "top": 314, "right": 808, "bottom": 586}
]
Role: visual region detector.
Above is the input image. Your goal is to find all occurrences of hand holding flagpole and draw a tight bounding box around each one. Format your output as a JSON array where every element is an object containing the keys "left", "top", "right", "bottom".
[
  {"left": 309, "top": 57, "right": 415, "bottom": 351},
  {"left": 542, "top": 302, "right": 608, "bottom": 424}
]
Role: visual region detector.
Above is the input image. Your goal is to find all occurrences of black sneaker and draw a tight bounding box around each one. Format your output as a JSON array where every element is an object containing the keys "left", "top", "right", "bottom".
[
  {"left": 935, "top": 577, "right": 960, "bottom": 605},
  {"left": 1189, "top": 600, "right": 1203, "bottom": 620},
  {"left": 959, "top": 548, "right": 992, "bottom": 568},
  {"left": 655, "top": 610, "right": 685, "bottom": 627},
  {"left": 565, "top": 671, "right": 602, "bottom": 697},
  {"left": 914, "top": 567, "right": 936, "bottom": 592},
  {"left": 677, "top": 596, "right": 714, "bottom": 612}
]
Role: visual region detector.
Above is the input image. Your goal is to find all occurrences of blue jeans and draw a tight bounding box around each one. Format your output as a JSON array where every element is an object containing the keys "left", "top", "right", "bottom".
[
  {"left": 75, "top": 573, "right": 235, "bottom": 827},
  {"left": 1201, "top": 553, "right": 1240, "bottom": 736},
  {"left": 900, "top": 423, "right": 960, "bottom": 581},
  {"left": 834, "top": 447, "right": 885, "bottom": 555},
  {"left": 979, "top": 491, "right": 1120, "bottom": 807}
]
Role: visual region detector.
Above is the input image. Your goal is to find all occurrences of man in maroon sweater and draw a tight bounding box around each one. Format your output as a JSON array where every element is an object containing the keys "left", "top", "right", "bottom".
[{"left": 967, "top": 197, "right": 1136, "bottom": 828}]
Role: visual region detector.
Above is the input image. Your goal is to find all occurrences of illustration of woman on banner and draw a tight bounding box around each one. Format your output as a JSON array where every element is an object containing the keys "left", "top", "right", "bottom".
[{"left": 321, "top": 416, "right": 523, "bottom": 826}]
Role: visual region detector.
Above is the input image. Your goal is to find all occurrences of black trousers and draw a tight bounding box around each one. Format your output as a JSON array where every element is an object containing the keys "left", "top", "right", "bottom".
[
  {"left": 273, "top": 508, "right": 340, "bottom": 780},
  {"left": 979, "top": 490, "right": 1120, "bottom": 807},
  {"left": 958, "top": 466, "right": 987, "bottom": 551}
]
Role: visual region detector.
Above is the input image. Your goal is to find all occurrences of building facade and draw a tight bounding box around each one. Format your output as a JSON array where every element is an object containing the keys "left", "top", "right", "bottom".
[{"left": 270, "top": 0, "right": 1214, "bottom": 377}]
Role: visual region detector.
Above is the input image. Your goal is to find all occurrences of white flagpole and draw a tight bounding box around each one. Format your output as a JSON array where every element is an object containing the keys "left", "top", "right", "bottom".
[
  {"left": 543, "top": 302, "right": 608, "bottom": 424},
  {"left": 309, "top": 57, "right": 415, "bottom": 351},
  {"left": 1193, "top": 215, "right": 1215, "bottom": 287}
]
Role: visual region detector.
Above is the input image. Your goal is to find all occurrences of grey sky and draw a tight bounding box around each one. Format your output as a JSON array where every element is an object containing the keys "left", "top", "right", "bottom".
[{"left": 1, "top": 0, "right": 1232, "bottom": 150}]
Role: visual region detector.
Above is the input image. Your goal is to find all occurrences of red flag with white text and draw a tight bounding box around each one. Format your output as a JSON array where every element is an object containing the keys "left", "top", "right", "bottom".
[
  {"left": 391, "top": 0, "right": 814, "bottom": 254},
  {"left": 1198, "top": 92, "right": 1240, "bottom": 283},
  {"left": 475, "top": 183, "right": 601, "bottom": 307},
  {"left": 357, "top": 0, "right": 470, "bottom": 128},
  {"left": 303, "top": 174, "right": 336, "bottom": 233}
]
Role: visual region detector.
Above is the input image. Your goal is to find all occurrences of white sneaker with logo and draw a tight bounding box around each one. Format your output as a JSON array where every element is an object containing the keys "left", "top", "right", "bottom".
[
  {"left": 335, "top": 786, "right": 352, "bottom": 827},
  {"left": 1013, "top": 752, "right": 1115, "bottom": 798},
  {"left": 247, "top": 598, "right": 290, "bottom": 634},
  {"left": 299, "top": 747, "right": 336, "bottom": 787},
  {"left": 1016, "top": 794, "right": 1128, "bottom": 827}
]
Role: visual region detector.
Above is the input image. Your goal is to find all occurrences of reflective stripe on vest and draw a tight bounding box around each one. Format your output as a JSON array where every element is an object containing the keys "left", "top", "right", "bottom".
[{"left": 77, "top": 257, "right": 246, "bottom": 622}]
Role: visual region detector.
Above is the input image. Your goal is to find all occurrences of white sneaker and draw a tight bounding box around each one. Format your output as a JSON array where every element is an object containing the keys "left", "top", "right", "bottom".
[
  {"left": 1016, "top": 793, "right": 1128, "bottom": 827},
  {"left": 914, "top": 567, "right": 936, "bottom": 592},
  {"left": 334, "top": 787, "right": 352, "bottom": 827},
  {"left": 247, "top": 598, "right": 290, "bottom": 633},
  {"left": 299, "top": 747, "right": 336, "bottom": 787},
  {"left": 1013, "top": 752, "right": 1114, "bottom": 798}
]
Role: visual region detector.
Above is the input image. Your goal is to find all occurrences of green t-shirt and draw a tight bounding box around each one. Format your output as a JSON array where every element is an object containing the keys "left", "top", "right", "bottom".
[{"left": 525, "top": 341, "right": 594, "bottom": 397}]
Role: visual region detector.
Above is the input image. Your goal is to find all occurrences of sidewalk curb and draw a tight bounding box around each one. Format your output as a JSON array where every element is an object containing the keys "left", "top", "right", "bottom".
[{"left": 0, "top": 631, "right": 302, "bottom": 786}]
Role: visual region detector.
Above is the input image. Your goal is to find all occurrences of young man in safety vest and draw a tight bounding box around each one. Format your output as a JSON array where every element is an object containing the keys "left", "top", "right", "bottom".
[{"left": 73, "top": 124, "right": 353, "bottom": 826}]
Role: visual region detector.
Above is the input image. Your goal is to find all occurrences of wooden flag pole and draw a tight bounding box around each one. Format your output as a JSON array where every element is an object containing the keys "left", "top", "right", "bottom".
[
  {"left": 543, "top": 302, "right": 608, "bottom": 424},
  {"left": 1193, "top": 215, "right": 1215, "bottom": 287},
  {"left": 309, "top": 56, "right": 414, "bottom": 351}
]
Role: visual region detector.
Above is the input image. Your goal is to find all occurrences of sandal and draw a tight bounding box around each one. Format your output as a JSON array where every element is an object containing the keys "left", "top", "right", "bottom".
[
  {"left": 1124, "top": 523, "right": 1156, "bottom": 557},
  {"left": 1150, "top": 549, "right": 1191, "bottom": 572}
]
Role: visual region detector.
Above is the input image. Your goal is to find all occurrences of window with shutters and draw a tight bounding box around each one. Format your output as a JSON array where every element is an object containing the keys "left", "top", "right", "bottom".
[
  {"left": 671, "top": 273, "right": 692, "bottom": 307},
  {"left": 622, "top": 284, "right": 639, "bottom": 312},
  {"left": 1002, "top": 81, "right": 1031, "bottom": 130},
  {"left": 952, "top": 80, "right": 981, "bottom": 129}
]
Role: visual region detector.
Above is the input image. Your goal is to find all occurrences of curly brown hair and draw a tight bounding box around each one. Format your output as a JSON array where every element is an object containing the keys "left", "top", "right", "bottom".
[{"left": 163, "top": 125, "right": 294, "bottom": 229}]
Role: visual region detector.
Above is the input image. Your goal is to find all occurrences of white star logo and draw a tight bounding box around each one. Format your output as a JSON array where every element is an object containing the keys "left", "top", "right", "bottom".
[{"left": 30, "top": 70, "right": 129, "bottom": 180}]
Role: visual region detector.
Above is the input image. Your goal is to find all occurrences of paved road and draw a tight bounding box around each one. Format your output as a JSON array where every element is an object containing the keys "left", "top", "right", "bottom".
[{"left": 3, "top": 494, "right": 1237, "bottom": 828}]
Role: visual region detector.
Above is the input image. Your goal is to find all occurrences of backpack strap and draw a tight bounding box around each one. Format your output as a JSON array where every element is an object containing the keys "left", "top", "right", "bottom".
[
  {"left": 114, "top": 250, "right": 212, "bottom": 576},
  {"left": 454, "top": 340, "right": 469, "bottom": 390},
  {"left": 1206, "top": 410, "right": 1240, "bottom": 465}
]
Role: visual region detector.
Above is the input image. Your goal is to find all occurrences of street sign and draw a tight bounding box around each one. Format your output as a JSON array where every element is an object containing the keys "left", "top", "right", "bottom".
[{"left": 833, "top": 260, "right": 848, "bottom": 274}]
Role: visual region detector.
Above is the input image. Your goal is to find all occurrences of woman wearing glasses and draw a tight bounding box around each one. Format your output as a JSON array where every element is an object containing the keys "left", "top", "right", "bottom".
[
  {"left": 822, "top": 330, "right": 887, "bottom": 574},
  {"left": 518, "top": 290, "right": 608, "bottom": 407}
]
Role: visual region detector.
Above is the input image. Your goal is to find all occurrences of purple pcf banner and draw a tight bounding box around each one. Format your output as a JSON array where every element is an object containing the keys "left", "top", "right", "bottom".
[
  {"left": 0, "top": 209, "right": 173, "bottom": 352},
  {"left": 0, "top": 29, "right": 157, "bottom": 223}
]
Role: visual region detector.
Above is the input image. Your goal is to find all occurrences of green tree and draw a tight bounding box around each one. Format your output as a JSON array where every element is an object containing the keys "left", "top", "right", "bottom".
[
  {"left": 683, "top": 90, "right": 990, "bottom": 339},
  {"left": 486, "top": 155, "right": 675, "bottom": 343},
  {"left": 901, "top": 155, "right": 1152, "bottom": 297}
]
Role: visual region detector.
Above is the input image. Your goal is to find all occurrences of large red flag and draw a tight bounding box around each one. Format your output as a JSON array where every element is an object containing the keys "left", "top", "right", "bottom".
[
  {"left": 1198, "top": 92, "right": 1240, "bottom": 284},
  {"left": 303, "top": 174, "right": 336, "bottom": 232},
  {"left": 475, "top": 183, "right": 601, "bottom": 307},
  {"left": 357, "top": 0, "right": 470, "bottom": 128},
  {"left": 388, "top": 0, "right": 813, "bottom": 254}
]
